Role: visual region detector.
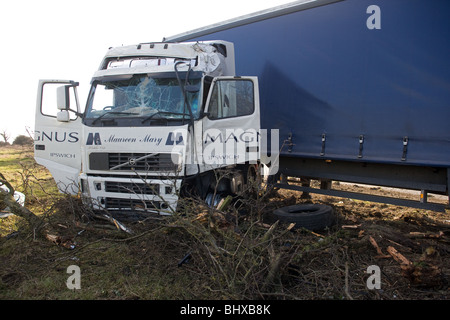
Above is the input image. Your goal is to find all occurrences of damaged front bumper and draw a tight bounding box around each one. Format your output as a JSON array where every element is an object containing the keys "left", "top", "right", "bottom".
[{"left": 79, "top": 174, "right": 181, "bottom": 215}]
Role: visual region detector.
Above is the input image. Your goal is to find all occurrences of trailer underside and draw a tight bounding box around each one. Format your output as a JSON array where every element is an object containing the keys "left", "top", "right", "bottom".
[{"left": 275, "top": 157, "right": 449, "bottom": 212}]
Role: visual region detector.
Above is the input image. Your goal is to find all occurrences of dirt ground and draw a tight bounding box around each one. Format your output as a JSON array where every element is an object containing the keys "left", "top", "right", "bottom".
[{"left": 266, "top": 181, "right": 450, "bottom": 300}]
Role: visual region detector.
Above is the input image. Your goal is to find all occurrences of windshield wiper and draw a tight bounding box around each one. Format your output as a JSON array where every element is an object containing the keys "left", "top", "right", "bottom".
[
  {"left": 175, "top": 61, "right": 195, "bottom": 126},
  {"left": 92, "top": 111, "right": 139, "bottom": 124},
  {"left": 141, "top": 111, "right": 190, "bottom": 123}
]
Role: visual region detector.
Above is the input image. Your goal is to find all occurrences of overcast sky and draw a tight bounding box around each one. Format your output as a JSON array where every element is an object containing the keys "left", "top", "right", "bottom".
[{"left": 0, "top": 0, "right": 292, "bottom": 141}]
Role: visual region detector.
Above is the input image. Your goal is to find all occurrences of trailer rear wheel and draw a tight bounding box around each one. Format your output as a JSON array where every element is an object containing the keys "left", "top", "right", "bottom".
[{"left": 273, "top": 204, "right": 335, "bottom": 231}]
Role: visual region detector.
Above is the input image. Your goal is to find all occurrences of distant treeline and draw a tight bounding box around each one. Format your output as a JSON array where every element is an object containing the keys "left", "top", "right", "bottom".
[{"left": 0, "top": 135, "right": 33, "bottom": 146}]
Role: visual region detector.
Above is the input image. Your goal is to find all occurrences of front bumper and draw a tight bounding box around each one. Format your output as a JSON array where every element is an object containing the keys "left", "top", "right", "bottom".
[{"left": 80, "top": 174, "right": 181, "bottom": 215}]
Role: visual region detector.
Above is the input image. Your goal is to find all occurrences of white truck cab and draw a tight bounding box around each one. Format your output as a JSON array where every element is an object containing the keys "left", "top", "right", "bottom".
[{"left": 34, "top": 41, "right": 260, "bottom": 215}]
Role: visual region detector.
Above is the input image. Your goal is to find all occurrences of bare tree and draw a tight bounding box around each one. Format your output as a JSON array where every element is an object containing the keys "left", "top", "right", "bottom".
[{"left": 0, "top": 129, "right": 10, "bottom": 144}]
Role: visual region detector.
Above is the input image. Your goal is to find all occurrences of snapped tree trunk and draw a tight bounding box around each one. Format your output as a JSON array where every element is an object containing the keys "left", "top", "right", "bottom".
[{"left": 1, "top": 172, "right": 44, "bottom": 232}]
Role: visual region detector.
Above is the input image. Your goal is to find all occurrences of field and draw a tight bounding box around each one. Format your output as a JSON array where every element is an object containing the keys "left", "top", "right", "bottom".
[{"left": 1, "top": 145, "right": 449, "bottom": 301}]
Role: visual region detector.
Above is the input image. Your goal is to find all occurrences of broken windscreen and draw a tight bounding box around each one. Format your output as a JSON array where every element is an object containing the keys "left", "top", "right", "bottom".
[{"left": 84, "top": 72, "right": 201, "bottom": 125}]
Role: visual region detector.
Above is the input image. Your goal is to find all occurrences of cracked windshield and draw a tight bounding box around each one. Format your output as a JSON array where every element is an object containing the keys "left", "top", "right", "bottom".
[{"left": 86, "top": 73, "right": 201, "bottom": 121}]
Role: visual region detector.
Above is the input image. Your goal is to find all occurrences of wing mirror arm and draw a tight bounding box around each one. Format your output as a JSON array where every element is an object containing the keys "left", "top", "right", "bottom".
[{"left": 56, "top": 83, "right": 83, "bottom": 121}]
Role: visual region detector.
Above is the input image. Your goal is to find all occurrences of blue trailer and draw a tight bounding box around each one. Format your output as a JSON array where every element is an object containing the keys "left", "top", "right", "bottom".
[{"left": 165, "top": 0, "right": 450, "bottom": 211}]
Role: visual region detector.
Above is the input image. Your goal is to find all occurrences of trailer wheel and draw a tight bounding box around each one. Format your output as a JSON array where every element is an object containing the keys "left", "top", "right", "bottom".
[{"left": 273, "top": 204, "right": 335, "bottom": 231}]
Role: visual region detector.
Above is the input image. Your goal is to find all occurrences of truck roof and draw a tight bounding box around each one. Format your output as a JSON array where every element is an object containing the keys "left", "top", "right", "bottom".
[
  {"left": 92, "top": 40, "right": 235, "bottom": 79},
  {"left": 103, "top": 42, "right": 202, "bottom": 60}
]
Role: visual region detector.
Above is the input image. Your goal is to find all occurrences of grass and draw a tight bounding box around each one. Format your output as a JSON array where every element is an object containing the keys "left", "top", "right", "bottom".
[{"left": 0, "top": 205, "right": 201, "bottom": 299}]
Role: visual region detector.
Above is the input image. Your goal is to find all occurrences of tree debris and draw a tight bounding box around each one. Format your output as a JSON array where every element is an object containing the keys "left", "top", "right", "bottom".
[
  {"left": 386, "top": 245, "right": 443, "bottom": 287},
  {"left": 409, "top": 231, "right": 445, "bottom": 239},
  {"left": 1, "top": 173, "right": 43, "bottom": 230},
  {"left": 387, "top": 246, "right": 411, "bottom": 265},
  {"left": 101, "top": 214, "right": 133, "bottom": 234},
  {"left": 45, "top": 233, "right": 76, "bottom": 249},
  {"left": 369, "top": 236, "right": 391, "bottom": 259}
]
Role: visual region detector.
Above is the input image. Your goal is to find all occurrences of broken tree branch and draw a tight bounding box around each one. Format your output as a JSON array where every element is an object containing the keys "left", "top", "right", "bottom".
[
  {"left": 387, "top": 246, "right": 412, "bottom": 266},
  {"left": 408, "top": 231, "right": 445, "bottom": 239},
  {"left": 369, "top": 236, "right": 391, "bottom": 259}
]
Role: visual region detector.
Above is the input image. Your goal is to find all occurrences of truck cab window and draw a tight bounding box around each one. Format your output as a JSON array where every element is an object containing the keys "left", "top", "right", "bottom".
[
  {"left": 41, "top": 83, "right": 78, "bottom": 120},
  {"left": 208, "top": 79, "right": 254, "bottom": 120},
  {"left": 85, "top": 72, "right": 202, "bottom": 125}
]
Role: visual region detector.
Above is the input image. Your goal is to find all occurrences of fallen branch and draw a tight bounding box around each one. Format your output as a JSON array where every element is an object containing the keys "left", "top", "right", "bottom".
[
  {"left": 408, "top": 231, "right": 445, "bottom": 239},
  {"left": 369, "top": 236, "right": 391, "bottom": 259},
  {"left": 386, "top": 239, "right": 413, "bottom": 252},
  {"left": 341, "top": 224, "right": 361, "bottom": 229},
  {"left": 387, "top": 246, "right": 411, "bottom": 266}
]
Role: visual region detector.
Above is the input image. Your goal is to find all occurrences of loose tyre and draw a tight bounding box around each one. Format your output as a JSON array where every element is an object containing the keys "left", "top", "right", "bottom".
[{"left": 273, "top": 204, "right": 335, "bottom": 231}]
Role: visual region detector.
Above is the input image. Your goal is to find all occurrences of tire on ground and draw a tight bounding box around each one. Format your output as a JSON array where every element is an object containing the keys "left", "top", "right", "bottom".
[{"left": 273, "top": 204, "right": 335, "bottom": 231}]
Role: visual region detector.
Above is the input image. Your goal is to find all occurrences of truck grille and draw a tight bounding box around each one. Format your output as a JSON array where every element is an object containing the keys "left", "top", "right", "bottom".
[
  {"left": 89, "top": 152, "right": 179, "bottom": 172},
  {"left": 104, "top": 198, "right": 162, "bottom": 210},
  {"left": 105, "top": 181, "right": 159, "bottom": 195}
]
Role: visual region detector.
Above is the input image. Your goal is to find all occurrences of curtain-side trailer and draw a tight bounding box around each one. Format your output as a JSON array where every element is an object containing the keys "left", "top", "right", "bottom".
[{"left": 165, "top": 0, "right": 450, "bottom": 211}]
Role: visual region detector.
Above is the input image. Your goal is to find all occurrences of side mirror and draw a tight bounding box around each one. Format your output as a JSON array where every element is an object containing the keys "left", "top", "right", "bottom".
[
  {"left": 57, "top": 110, "right": 70, "bottom": 122},
  {"left": 57, "top": 85, "right": 70, "bottom": 110}
]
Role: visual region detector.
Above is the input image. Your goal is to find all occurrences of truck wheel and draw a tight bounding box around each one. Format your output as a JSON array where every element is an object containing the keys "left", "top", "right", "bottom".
[{"left": 272, "top": 204, "right": 335, "bottom": 231}]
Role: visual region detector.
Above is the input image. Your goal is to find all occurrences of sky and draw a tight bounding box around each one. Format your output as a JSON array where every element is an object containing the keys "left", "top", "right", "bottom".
[{"left": 0, "top": 0, "right": 293, "bottom": 141}]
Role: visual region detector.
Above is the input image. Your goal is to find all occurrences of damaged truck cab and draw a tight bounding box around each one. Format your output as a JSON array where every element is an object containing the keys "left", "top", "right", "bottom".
[{"left": 34, "top": 41, "right": 261, "bottom": 215}]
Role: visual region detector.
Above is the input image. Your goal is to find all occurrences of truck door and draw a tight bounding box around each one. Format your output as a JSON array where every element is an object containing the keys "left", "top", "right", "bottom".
[
  {"left": 202, "top": 77, "right": 260, "bottom": 169},
  {"left": 34, "top": 80, "right": 82, "bottom": 194}
]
